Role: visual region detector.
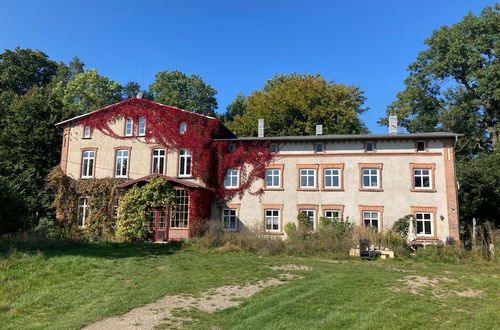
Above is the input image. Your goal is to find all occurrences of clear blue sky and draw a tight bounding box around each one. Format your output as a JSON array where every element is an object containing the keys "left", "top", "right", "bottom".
[{"left": 0, "top": 0, "right": 495, "bottom": 133}]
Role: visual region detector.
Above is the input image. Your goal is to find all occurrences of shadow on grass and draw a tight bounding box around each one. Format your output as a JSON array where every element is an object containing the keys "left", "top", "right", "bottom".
[{"left": 0, "top": 239, "right": 184, "bottom": 259}]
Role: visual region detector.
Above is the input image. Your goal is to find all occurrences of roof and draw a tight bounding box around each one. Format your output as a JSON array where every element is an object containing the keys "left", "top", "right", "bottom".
[
  {"left": 55, "top": 98, "right": 218, "bottom": 127},
  {"left": 213, "top": 132, "right": 460, "bottom": 142},
  {"left": 116, "top": 173, "right": 208, "bottom": 189}
]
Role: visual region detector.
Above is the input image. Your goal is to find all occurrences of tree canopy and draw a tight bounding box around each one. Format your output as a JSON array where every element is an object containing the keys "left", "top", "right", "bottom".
[
  {"left": 226, "top": 73, "right": 368, "bottom": 136},
  {"left": 149, "top": 70, "right": 218, "bottom": 117}
]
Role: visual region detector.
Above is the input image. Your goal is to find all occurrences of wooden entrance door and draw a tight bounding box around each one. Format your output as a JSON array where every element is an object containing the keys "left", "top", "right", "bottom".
[{"left": 147, "top": 208, "right": 169, "bottom": 242}]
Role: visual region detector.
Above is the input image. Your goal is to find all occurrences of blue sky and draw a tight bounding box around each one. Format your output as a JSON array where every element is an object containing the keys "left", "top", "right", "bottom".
[{"left": 0, "top": 0, "right": 495, "bottom": 133}]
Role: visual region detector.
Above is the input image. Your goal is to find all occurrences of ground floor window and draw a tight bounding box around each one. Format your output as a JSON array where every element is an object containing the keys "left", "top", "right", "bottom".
[
  {"left": 324, "top": 209, "right": 340, "bottom": 221},
  {"left": 171, "top": 189, "right": 189, "bottom": 228},
  {"left": 362, "top": 211, "right": 379, "bottom": 230},
  {"left": 299, "top": 209, "right": 316, "bottom": 230},
  {"left": 415, "top": 212, "right": 433, "bottom": 236},
  {"left": 264, "top": 209, "right": 280, "bottom": 232},
  {"left": 222, "top": 208, "right": 238, "bottom": 231},
  {"left": 77, "top": 196, "right": 89, "bottom": 227}
]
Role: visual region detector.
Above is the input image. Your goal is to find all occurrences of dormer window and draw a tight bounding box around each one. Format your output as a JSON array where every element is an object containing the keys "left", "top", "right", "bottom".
[
  {"left": 83, "top": 126, "right": 91, "bottom": 139},
  {"left": 125, "top": 118, "right": 133, "bottom": 136},
  {"left": 270, "top": 143, "right": 278, "bottom": 153},
  {"left": 416, "top": 141, "right": 426, "bottom": 152},
  {"left": 315, "top": 143, "right": 324, "bottom": 153},
  {"left": 179, "top": 122, "right": 187, "bottom": 134},
  {"left": 365, "top": 141, "right": 374, "bottom": 152},
  {"left": 138, "top": 117, "right": 146, "bottom": 136}
]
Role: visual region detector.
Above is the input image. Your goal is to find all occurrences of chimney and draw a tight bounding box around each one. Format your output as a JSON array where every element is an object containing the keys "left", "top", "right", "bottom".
[
  {"left": 258, "top": 119, "right": 264, "bottom": 137},
  {"left": 136, "top": 91, "right": 144, "bottom": 99},
  {"left": 389, "top": 115, "right": 398, "bottom": 134},
  {"left": 316, "top": 125, "right": 323, "bottom": 135}
]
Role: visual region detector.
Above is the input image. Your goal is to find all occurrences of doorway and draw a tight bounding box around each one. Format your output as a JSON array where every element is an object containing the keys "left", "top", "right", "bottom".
[{"left": 147, "top": 208, "right": 169, "bottom": 242}]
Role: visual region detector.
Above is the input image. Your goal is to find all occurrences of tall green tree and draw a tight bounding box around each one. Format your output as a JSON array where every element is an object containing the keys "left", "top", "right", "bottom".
[
  {"left": 149, "top": 70, "right": 218, "bottom": 116},
  {"left": 227, "top": 73, "right": 368, "bottom": 137},
  {"left": 381, "top": 5, "right": 499, "bottom": 155},
  {"left": 223, "top": 93, "right": 247, "bottom": 122},
  {"left": 122, "top": 81, "right": 141, "bottom": 99}
]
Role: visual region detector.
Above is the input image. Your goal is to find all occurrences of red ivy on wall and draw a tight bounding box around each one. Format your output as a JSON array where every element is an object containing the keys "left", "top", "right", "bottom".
[{"left": 78, "top": 98, "right": 275, "bottom": 204}]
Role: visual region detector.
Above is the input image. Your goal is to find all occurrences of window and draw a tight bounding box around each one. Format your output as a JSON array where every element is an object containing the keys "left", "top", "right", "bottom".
[
  {"left": 83, "top": 126, "right": 91, "bottom": 138},
  {"left": 228, "top": 144, "right": 236, "bottom": 153},
  {"left": 178, "top": 149, "right": 192, "bottom": 177},
  {"left": 270, "top": 143, "right": 278, "bottom": 153},
  {"left": 151, "top": 149, "right": 166, "bottom": 174},
  {"left": 224, "top": 169, "right": 239, "bottom": 188},
  {"left": 315, "top": 143, "right": 324, "bottom": 153},
  {"left": 147, "top": 209, "right": 155, "bottom": 229},
  {"left": 362, "top": 168, "right": 379, "bottom": 188},
  {"left": 222, "top": 208, "right": 238, "bottom": 231},
  {"left": 125, "top": 118, "right": 133, "bottom": 136},
  {"left": 323, "top": 168, "right": 340, "bottom": 188},
  {"left": 414, "top": 169, "right": 431, "bottom": 189},
  {"left": 365, "top": 141, "right": 374, "bottom": 152},
  {"left": 179, "top": 122, "right": 187, "bottom": 134},
  {"left": 264, "top": 209, "right": 280, "bottom": 232},
  {"left": 415, "top": 212, "right": 433, "bottom": 236},
  {"left": 77, "top": 196, "right": 89, "bottom": 227},
  {"left": 299, "top": 209, "right": 316, "bottom": 230},
  {"left": 416, "top": 141, "right": 426, "bottom": 152},
  {"left": 324, "top": 209, "right": 340, "bottom": 221},
  {"left": 115, "top": 149, "right": 129, "bottom": 178},
  {"left": 81, "top": 150, "right": 95, "bottom": 178},
  {"left": 265, "top": 168, "right": 281, "bottom": 188},
  {"left": 171, "top": 189, "right": 189, "bottom": 228},
  {"left": 300, "top": 169, "right": 316, "bottom": 188},
  {"left": 138, "top": 117, "right": 146, "bottom": 136},
  {"left": 363, "top": 211, "right": 379, "bottom": 230}
]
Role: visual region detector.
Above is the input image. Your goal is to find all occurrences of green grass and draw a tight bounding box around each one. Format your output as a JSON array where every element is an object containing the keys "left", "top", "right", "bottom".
[{"left": 0, "top": 241, "right": 499, "bottom": 329}]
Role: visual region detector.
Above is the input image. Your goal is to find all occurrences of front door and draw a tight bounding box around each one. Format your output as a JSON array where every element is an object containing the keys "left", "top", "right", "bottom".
[{"left": 147, "top": 208, "right": 169, "bottom": 242}]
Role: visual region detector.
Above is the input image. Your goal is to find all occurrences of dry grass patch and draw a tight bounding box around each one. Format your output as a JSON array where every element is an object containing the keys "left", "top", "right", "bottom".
[{"left": 393, "top": 275, "right": 484, "bottom": 299}]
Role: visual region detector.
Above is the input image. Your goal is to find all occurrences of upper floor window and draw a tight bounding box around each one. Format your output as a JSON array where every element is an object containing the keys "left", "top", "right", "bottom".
[
  {"left": 362, "top": 211, "right": 379, "bottom": 231},
  {"left": 315, "top": 143, "right": 324, "bottom": 153},
  {"left": 81, "top": 150, "right": 95, "bottom": 178},
  {"left": 178, "top": 149, "right": 192, "bottom": 177},
  {"left": 365, "top": 141, "right": 375, "bottom": 152},
  {"left": 414, "top": 168, "right": 431, "bottom": 189},
  {"left": 415, "top": 212, "right": 433, "bottom": 236},
  {"left": 416, "top": 141, "right": 426, "bottom": 152},
  {"left": 269, "top": 143, "right": 278, "bottom": 153},
  {"left": 138, "top": 117, "right": 146, "bottom": 136},
  {"left": 362, "top": 168, "right": 379, "bottom": 188},
  {"left": 115, "top": 149, "right": 129, "bottom": 178},
  {"left": 77, "top": 196, "right": 89, "bottom": 227},
  {"left": 179, "top": 122, "right": 187, "bottom": 134},
  {"left": 299, "top": 169, "right": 316, "bottom": 188},
  {"left": 151, "top": 148, "right": 166, "bottom": 174},
  {"left": 125, "top": 118, "right": 133, "bottom": 136},
  {"left": 265, "top": 168, "right": 281, "bottom": 188},
  {"left": 323, "top": 168, "right": 341, "bottom": 189},
  {"left": 222, "top": 208, "right": 238, "bottom": 231},
  {"left": 264, "top": 209, "right": 280, "bottom": 233},
  {"left": 224, "top": 169, "right": 239, "bottom": 188},
  {"left": 83, "top": 126, "right": 91, "bottom": 139}
]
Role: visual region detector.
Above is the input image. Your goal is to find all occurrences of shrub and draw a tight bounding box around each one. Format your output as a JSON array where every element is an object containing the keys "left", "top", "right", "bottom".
[{"left": 392, "top": 214, "right": 413, "bottom": 239}]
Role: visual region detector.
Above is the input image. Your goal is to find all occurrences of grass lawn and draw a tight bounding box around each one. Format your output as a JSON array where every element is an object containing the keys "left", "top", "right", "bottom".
[{"left": 0, "top": 241, "right": 499, "bottom": 329}]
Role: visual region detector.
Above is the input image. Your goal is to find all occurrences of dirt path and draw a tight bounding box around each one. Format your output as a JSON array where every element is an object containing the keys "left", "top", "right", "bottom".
[{"left": 83, "top": 266, "right": 309, "bottom": 330}]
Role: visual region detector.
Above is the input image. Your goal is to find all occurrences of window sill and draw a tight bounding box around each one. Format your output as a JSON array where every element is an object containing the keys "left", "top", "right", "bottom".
[
  {"left": 263, "top": 187, "right": 284, "bottom": 191},
  {"left": 170, "top": 227, "right": 189, "bottom": 230},
  {"left": 321, "top": 188, "right": 344, "bottom": 192},
  {"left": 178, "top": 176, "right": 193, "bottom": 179},
  {"left": 80, "top": 177, "right": 94, "bottom": 179},
  {"left": 81, "top": 137, "right": 91, "bottom": 140},
  {"left": 415, "top": 235, "right": 438, "bottom": 240},
  {"left": 224, "top": 187, "right": 240, "bottom": 190},
  {"left": 359, "top": 188, "right": 384, "bottom": 192},
  {"left": 410, "top": 188, "right": 436, "bottom": 193},
  {"left": 297, "top": 188, "right": 319, "bottom": 191}
]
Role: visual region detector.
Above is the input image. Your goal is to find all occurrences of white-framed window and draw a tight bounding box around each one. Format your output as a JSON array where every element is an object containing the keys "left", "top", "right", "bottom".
[
  {"left": 179, "top": 122, "right": 187, "bottom": 134},
  {"left": 83, "top": 126, "right": 91, "bottom": 139},
  {"left": 415, "top": 212, "right": 433, "bottom": 236},
  {"left": 151, "top": 148, "right": 166, "bottom": 174},
  {"left": 171, "top": 189, "right": 189, "bottom": 228},
  {"left": 362, "top": 168, "right": 379, "bottom": 188},
  {"left": 138, "top": 117, "right": 146, "bottom": 136},
  {"left": 125, "top": 118, "right": 133, "bottom": 136},
  {"left": 270, "top": 143, "right": 278, "bottom": 153},
  {"left": 115, "top": 149, "right": 129, "bottom": 178},
  {"left": 77, "top": 196, "right": 89, "bottom": 227},
  {"left": 222, "top": 208, "right": 238, "bottom": 231},
  {"left": 363, "top": 211, "right": 379, "bottom": 230},
  {"left": 264, "top": 209, "right": 280, "bottom": 232},
  {"left": 315, "top": 143, "right": 324, "bottom": 153},
  {"left": 365, "top": 141, "right": 374, "bottom": 152},
  {"left": 265, "top": 168, "right": 281, "bottom": 188},
  {"left": 81, "top": 150, "right": 95, "bottom": 178},
  {"left": 224, "top": 169, "right": 239, "bottom": 188},
  {"left": 300, "top": 169, "right": 316, "bottom": 188},
  {"left": 323, "top": 168, "right": 341, "bottom": 188},
  {"left": 299, "top": 209, "right": 316, "bottom": 230},
  {"left": 414, "top": 169, "right": 431, "bottom": 189},
  {"left": 324, "top": 209, "right": 341, "bottom": 221},
  {"left": 178, "top": 149, "right": 192, "bottom": 177},
  {"left": 416, "top": 141, "right": 426, "bottom": 152}
]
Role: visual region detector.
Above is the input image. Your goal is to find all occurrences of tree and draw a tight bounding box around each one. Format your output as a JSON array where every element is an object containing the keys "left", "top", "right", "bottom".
[
  {"left": 223, "top": 93, "right": 246, "bottom": 122},
  {"left": 0, "top": 47, "right": 58, "bottom": 95},
  {"left": 122, "top": 81, "right": 141, "bottom": 99},
  {"left": 381, "top": 5, "right": 499, "bottom": 155},
  {"left": 59, "top": 68, "right": 123, "bottom": 114},
  {"left": 226, "top": 73, "right": 368, "bottom": 137},
  {"left": 149, "top": 70, "right": 218, "bottom": 117}
]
